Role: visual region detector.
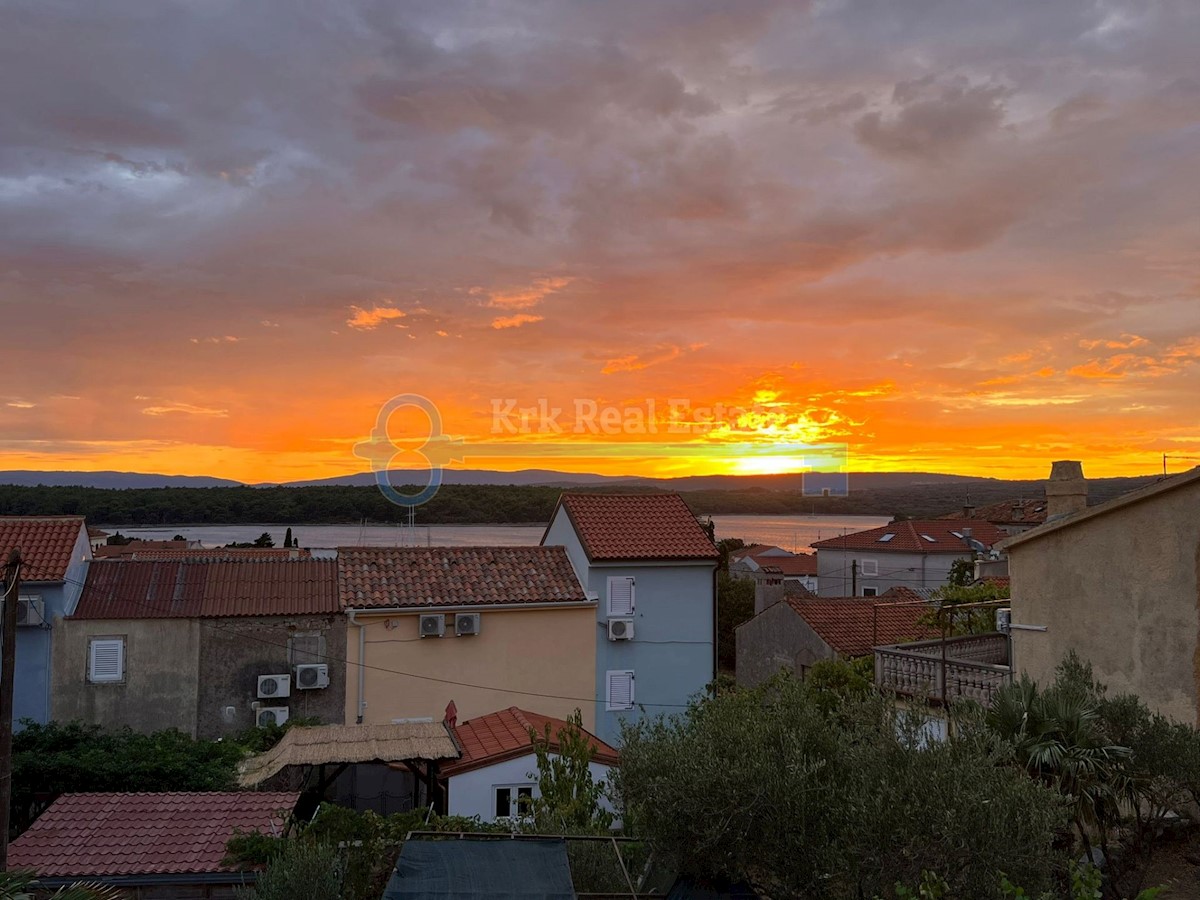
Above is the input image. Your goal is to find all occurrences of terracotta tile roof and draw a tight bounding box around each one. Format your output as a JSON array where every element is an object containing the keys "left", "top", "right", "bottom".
[
  {"left": 338, "top": 546, "right": 586, "bottom": 609},
  {"left": 94, "top": 540, "right": 191, "bottom": 558},
  {"left": 942, "top": 500, "right": 1048, "bottom": 527},
  {"left": 785, "top": 597, "right": 936, "bottom": 657},
  {"left": 8, "top": 791, "right": 298, "bottom": 877},
  {"left": 547, "top": 492, "right": 718, "bottom": 562},
  {"left": 728, "top": 544, "right": 775, "bottom": 562},
  {"left": 810, "top": 519, "right": 1008, "bottom": 554},
  {"left": 0, "top": 516, "right": 86, "bottom": 582},
  {"left": 130, "top": 548, "right": 313, "bottom": 561},
  {"left": 72, "top": 558, "right": 339, "bottom": 619},
  {"left": 763, "top": 553, "right": 817, "bottom": 576},
  {"left": 442, "top": 707, "right": 619, "bottom": 777}
]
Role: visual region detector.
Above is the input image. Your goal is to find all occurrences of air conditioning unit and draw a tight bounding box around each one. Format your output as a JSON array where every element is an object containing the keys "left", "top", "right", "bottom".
[
  {"left": 608, "top": 618, "right": 635, "bottom": 641},
  {"left": 294, "top": 663, "right": 329, "bottom": 690},
  {"left": 257, "top": 707, "right": 290, "bottom": 727},
  {"left": 16, "top": 596, "right": 46, "bottom": 627},
  {"left": 257, "top": 674, "right": 291, "bottom": 699},
  {"left": 455, "top": 613, "right": 481, "bottom": 636},
  {"left": 419, "top": 614, "right": 445, "bottom": 638}
]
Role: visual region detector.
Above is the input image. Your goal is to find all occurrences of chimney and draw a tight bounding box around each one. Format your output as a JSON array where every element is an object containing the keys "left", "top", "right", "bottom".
[
  {"left": 962, "top": 502, "right": 976, "bottom": 518},
  {"left": 1045, "top": 460, "right": 1088, "bottom": 519},
  {"left": 754, "top": 568, "right": 787, "bottom": 615},
  {"left": 443, "top": 700, "right": 458, "bottom": 729}
]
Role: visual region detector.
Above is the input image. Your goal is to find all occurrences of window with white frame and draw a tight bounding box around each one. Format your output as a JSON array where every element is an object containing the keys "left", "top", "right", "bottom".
[
  {"left": 606, "top": 669, "right": 635, "bottom": 711},
  {"left": 862, "top": 587, "right": 879, "bottom": 598},
  {"left": 607, "top": 576, "right": 635, "bottom": 617},
  {"left": 860, "top": 559, "right": 878, "bottom": 576},
  {"left": 88, "top": 637, "right": 125, "bottom": 683},
  {"left": 493, "top": 784, "right": 534, "bottom": 819}
]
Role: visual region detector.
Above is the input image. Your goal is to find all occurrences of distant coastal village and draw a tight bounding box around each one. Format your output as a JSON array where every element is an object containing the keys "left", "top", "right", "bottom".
[{"left": 3, "top": 459, "right": 1200, "bottom": 897}]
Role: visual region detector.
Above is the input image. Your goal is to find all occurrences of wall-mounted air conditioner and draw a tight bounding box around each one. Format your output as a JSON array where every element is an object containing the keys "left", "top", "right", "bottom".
[
  {"left": 16, "top": 596, "right": 46, "bottom": 627},
  {"left": 455, "top": 613, "right": 481, "bottom": 636},
  {"left": 295, "top": 663, "right": 329, "bottom": 690},
  {"left": 257, "top": 707, "right": 289, "bottom": 727},
  {"left": 607, "top": 618, "right": 635, "bottom": 641},
  {"left": 419, "top": 614, "right": 445, "bottom": 638},
  {"left": 257, "top": 674, "right": 291, "bottom": 699}
]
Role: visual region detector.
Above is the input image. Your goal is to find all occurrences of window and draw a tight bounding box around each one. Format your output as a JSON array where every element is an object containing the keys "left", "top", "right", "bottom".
[
  {"left": 860, "top": 559, "right": 878, "bottom": 576},
  {"left": 862, "top": 587, "right": 879, "bottom": 597},
  {"left": 494, "top": 785, "right": 534, "bottom": 819},
  {"left": 606, "top": 669, "right": 635, "bottom": 711},
  {"left": 88, "top": 637, "right": 125, "bottom": 683},
  {"left": 607, "top": 576, "right": 635, "bottom": 616}
]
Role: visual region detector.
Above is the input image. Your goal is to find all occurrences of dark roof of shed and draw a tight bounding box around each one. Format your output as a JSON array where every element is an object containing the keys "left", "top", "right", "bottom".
[
  {"left": 382, "top": 839, "right": 576, "bottom": 900},
  {"left": 8, "top": 792, "right": 298, "bottom": 877},
  {"left": 72, "top": 558, "right": 339, "bottom": 619}
]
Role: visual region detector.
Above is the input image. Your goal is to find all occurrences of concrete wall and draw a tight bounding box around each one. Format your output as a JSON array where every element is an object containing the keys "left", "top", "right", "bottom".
[
  {"left": 735, "top": 601, "right": 835, "bottom": 688},
  {"left": 544, "top": 507, "right": 717, "bottom": 745},
  {"left": 13, "top": 526, "right": 91, "bottom": 726},
  {"left": 1009, "top": 477, "right": 1200, "bottom": 724},
  {"left": 816, "top": 548, "right": 961, "bottom": 597},
  {"left": 52, "top": 617, "right": 201, "bottom": 733},
  {"left": 197, "top": 614, "right": 347, "bottom": 739},
  {"left": 446, "top": 753, "right": 614, "bottom": 821},
  {"left": 347, "top": 605, "right": 597, "bottom": 730}
]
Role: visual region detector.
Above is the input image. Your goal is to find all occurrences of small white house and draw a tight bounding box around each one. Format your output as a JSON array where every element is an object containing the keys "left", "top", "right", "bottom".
[{"left": 440, "top": 706, "right": 619, "bottom": 823}]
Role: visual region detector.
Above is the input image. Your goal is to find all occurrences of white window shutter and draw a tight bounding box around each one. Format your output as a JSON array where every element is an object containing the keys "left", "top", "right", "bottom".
[
  {"left": 606, "top": 669, "right": 635, "bottom": 711},
  {"left": 89, "top": 638, "right": 124, "bottom": 683},
  {"left": 607, "top": 576, "right": 635, "bottom": 616}
]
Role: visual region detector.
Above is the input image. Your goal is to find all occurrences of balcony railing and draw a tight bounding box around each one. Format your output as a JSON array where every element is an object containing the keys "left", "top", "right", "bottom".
[{"left": 875, "top": 633, "right": 1012, "bottom": 707}]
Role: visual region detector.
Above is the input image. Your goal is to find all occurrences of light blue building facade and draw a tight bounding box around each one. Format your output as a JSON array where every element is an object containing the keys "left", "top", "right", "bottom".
[
  {"left": 2, "top": 517, "right": 91, "bottom": 727},
  {"left": 542, "top": 494, "right": 718, "bottom": 745}
]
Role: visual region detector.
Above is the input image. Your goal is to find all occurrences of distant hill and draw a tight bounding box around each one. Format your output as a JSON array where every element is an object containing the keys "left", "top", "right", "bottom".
[{"left": 0, "top": 470, "right": 242, "bottom": 489}]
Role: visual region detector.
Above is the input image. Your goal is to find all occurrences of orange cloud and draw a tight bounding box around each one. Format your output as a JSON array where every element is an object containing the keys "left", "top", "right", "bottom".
[
  {"left": 485, "top": 277, "right": 573, "bottom": 310},
  {"left": 347, "top": 306, "right": 407, "bottom": 330},
  {"left": 142, "top": 402, "right": 229, "bottom": 417},
  {"left": 1078, "top": 334, "right": 1149, "bottom": 350},
  {"left": 491, "top": 313, "right": 544, "bottom": 329}
]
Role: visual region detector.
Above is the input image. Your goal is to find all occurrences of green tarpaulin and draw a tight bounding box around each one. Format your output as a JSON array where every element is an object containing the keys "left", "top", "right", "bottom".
[{"left": 381, "top": 838, "right": 577, "bottom": 900}]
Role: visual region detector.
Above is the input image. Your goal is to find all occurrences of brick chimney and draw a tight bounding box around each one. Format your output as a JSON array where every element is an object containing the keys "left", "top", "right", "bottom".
[{"left": 1045, "top": 460, "right": 1088, "bottom": 519}]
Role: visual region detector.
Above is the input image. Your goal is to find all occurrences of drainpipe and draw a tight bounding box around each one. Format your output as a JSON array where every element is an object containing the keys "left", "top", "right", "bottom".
[{"left": 347, "top": 610, "right": 366, "bottom": 724}]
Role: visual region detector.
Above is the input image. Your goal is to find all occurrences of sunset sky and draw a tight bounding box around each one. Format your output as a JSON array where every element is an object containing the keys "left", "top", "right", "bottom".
[{"left": 2, "top": 1, "right": 1198, "bottom": 483}]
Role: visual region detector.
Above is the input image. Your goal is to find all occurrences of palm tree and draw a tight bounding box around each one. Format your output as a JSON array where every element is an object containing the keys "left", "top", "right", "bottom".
[
  {"left": 986, "top": 675, "right": 1130, "bottom": 861},
  {"left": 0, "top": 870, "right": 129, "bottom": 900}
]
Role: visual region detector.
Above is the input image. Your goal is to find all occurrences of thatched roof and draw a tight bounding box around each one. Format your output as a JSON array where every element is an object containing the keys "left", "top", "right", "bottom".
[{"left": 239, "top": 723, "right": 460, "bottom": 787}]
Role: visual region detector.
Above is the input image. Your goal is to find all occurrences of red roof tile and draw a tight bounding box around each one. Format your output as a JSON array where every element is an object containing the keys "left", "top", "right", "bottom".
[
  {"left": 810, "top": 519, "right": 1008, "bottom": 554},
  {"left": 8, "top": 791, "right": 298, "bottom": 877},
  {"left": 130, "top": 548, "right": 313, "bottom": 561},
  {"left": 443, "top": 707, "right": 619, "bottom": 777},
  {"left": 0, "top": 516, "right": 87, "bottom": 582},
  {"left": 338, "top": 546, "right": 586, "bottom": 609},
  {"left": 547, "top": 493, "right": 718, "bottom": 562},
  {"left": 785, "top": 597, "right": 936, "bottom": 657},
  {"left": 72, "top": 558, "right": 339, "bottom": 619},
  {"left": 94, "top": 540, "right": 192, "bottom": 558},
  {"left": 944, "top": 500, "right": 1048, "bottom": 527},
  {"left": 763, "top": 553, "right": 817, "bottom": 576}
]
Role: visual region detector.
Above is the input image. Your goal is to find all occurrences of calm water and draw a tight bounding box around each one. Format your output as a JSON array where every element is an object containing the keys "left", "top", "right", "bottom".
[{"left": 101, "top": 514, "right": 891, "bottom": 553}]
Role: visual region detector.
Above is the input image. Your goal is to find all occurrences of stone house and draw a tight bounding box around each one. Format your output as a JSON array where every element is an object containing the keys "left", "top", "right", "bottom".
[
  {"left": 52, "top": 556, "right": 345, "bottom": 737},
  {"left": 736, "top": 595, "right": 935, "bottom": 688},
  {"left": 1002, "top": 463, "right": 1200, "bottom": 724}
]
